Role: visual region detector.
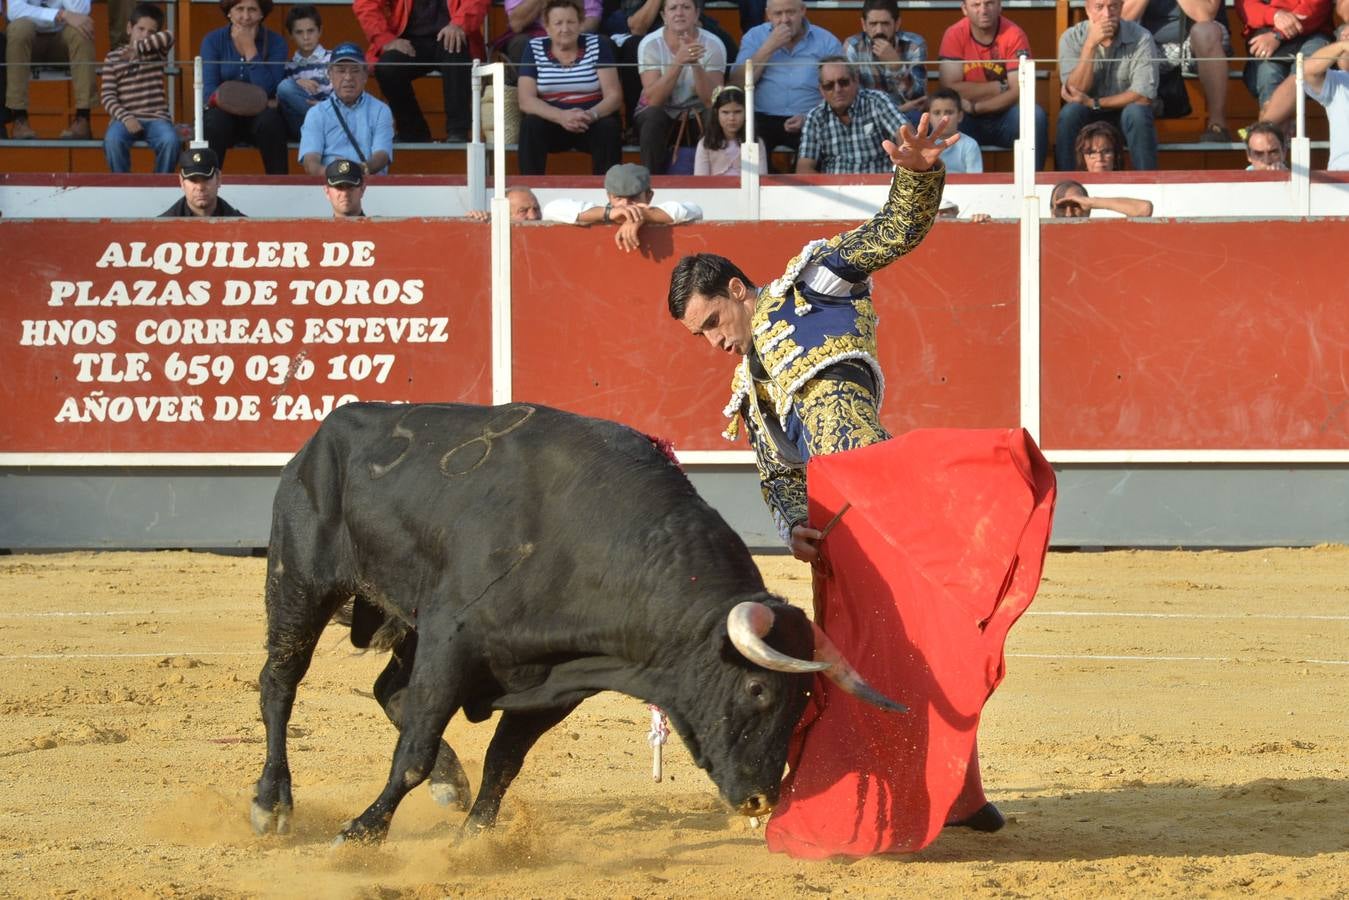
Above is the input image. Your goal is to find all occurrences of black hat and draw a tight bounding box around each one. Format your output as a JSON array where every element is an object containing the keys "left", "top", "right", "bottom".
[
  {"left": 178, "top": 147, "right": 219, "bottom": 179},
  {"left": 325, "top": 158, "right": 364, "bottom": 187}
]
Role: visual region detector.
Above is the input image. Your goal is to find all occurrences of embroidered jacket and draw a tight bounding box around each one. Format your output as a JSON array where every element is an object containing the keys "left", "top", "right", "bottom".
[{"left": 723, "top": 163, "right": 945, "bottom": 542}]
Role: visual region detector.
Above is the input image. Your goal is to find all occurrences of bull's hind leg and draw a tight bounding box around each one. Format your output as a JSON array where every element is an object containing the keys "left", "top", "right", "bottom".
[
  {"left": 252, "top": 566, "right": 345, "bottom": 836},
  {"left": 334, "top": 632, "right": 467, "bottom": 845},
  {"left": 373, "top": 632, "right": 472, "bottom": 811},
  {"left": 463, "top": 705, "right": 577, "bottom": 834}
]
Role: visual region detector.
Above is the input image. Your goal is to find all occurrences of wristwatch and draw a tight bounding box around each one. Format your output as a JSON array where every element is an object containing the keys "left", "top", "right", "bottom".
[{"left": 1091, "top": 98, "right": 1102, "bottom": 111}]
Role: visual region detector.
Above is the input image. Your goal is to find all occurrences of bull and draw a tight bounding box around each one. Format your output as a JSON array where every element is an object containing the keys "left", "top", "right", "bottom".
[{"left": 251, "top": 402, "right": 902, "bottom": 844}]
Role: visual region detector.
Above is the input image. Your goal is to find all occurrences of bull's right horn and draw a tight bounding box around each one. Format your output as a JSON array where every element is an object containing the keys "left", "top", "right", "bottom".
[
  {"left": 727, "top": 601, "right": 830, "bottom": 674},
  {"left": 811, "top": 623, "right": 908, "bottom": 714}
]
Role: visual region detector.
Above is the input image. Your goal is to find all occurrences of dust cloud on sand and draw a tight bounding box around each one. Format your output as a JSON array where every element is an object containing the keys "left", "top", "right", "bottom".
[{"left": 1, "top": 548, "right": 1347, "bottom": 897}]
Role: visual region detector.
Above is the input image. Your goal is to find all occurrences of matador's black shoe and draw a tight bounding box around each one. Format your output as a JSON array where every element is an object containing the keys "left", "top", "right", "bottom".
[{"left": 945, "top": 801, "right": 1006, "bottom": 832}]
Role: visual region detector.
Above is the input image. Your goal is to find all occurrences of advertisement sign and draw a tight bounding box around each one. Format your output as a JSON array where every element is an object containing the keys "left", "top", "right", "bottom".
[{"left": 1, "top": 220, "right": 492, "bottom": 455}]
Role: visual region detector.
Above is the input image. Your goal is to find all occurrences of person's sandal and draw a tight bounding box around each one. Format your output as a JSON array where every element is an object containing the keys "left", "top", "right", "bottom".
[{"left": 1201, "top": 122, "right": 1233, "bottom": 143}]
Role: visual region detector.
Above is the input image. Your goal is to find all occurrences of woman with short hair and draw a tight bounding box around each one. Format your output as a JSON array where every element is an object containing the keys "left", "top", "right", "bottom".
[
  {"left": 1074, "top": 120, "right": 1125, "bottom": 172},
  {"left": 200, "top": 0, "right": 290, "bottom": 174},
  {"left": 633, "top": 0, "right": 725, "bottom": 173},
  {"left": 516, "top": 0, "right": 624, "bottom": 174}
]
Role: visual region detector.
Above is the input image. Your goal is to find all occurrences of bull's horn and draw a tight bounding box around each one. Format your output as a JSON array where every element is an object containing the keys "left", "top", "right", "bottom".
[
  {"left": 727, "top": 601, "right": 830, "bottom": 673},
  {"left": 811, "top": 623, "right": 909, "bottom": 714}
]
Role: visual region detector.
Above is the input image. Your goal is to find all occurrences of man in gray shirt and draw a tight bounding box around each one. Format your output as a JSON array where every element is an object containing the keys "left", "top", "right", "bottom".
[{"left": 1056, "top": 0, "right": 1159, "bottom": 170}]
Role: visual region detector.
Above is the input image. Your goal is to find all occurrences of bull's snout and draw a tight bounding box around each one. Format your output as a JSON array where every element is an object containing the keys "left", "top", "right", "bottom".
[{"left": 737, "top": 793, "right": 776, "bottom": 817}]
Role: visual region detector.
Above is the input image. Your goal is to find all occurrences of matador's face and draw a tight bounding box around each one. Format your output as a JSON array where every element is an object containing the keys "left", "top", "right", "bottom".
[{"left": 680, "top": 278, "right": 756, "bottom": 357}]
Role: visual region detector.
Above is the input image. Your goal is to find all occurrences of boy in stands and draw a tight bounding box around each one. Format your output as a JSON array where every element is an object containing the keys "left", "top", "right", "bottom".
[
  {"left": 100, "top": 2, "right": 179, "bottom": 173},
  {"left": 276, "top": 4, "right": 332, "bottom": 138}
]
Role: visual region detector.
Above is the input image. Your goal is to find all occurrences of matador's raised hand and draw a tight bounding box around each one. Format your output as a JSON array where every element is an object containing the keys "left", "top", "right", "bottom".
[{"left": 883, "top": 113, "right": 957, "bottom": 173}]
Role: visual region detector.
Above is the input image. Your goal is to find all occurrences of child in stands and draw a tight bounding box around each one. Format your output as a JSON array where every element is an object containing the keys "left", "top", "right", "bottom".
[
  {"left": 100, "top": 3, "right": 179, "bottom": 173},
  {"left": 694, "top": 85, "right": 765, "bottom": 176},
  {"left": 276, "top": 4, "right": 331, "bottom": 138},
  {"left": 928, "top": 87, "right": 982, "bottom": 174}
]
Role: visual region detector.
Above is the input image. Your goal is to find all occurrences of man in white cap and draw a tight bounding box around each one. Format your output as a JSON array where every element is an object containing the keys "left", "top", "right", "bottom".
[{"left": 541, "top": 162, "right": 702, "bottom": 251}]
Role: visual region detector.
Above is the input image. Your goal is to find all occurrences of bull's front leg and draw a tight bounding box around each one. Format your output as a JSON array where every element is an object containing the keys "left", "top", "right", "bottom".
[
  {"left": 252, "top": 569, "right": 341, "bottom": 835},
  {"left": 335, "top": 638, "right": 466, "bottom": 845},
  {"left": 375, "top": 635, "right": 472, "bottom": 811},
  {"left": 463, "top": 705, "right": 576, "bottom": 834}
]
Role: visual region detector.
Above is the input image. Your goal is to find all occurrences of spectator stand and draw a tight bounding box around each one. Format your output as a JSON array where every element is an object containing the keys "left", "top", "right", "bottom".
[
  {"left": 0, "top": 0, "right": 1337, "bottom": 173},
  {"left": 1056, "top": 0, "right": 1332, "bottom": 169}
]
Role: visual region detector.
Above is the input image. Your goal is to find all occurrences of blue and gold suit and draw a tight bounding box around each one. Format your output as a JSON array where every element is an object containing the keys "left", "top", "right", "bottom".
[{"left": 723, "top": 164, "right": 945, "bottom": 542}]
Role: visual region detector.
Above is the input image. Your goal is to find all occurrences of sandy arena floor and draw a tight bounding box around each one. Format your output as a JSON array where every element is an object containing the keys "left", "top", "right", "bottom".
[{"left": 1, "top": 547, "right": 1347, "bottom": 899}]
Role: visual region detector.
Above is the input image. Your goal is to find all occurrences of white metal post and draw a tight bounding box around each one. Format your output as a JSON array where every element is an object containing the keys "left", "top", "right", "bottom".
[
  {"left": 1290, "top": 52, "right": 1311, "bottom": 215},
  {"left": 478, "top": 61, "right": 512, "bottom": 405},
  {"left": 192, "top": 56, "right": 206, "bottom": 148},
  {"left": 468, "top": 60, "right": 488, "bottom": 214},
  {"left": 742, "top": 61, "right": 761, "bottom": 220},
  {"left": 1017, "top": 57, "right": 1042, "bottom": 443},
  {"left": 1014, "top": 56, "right": 1036, "bottom": 198}
]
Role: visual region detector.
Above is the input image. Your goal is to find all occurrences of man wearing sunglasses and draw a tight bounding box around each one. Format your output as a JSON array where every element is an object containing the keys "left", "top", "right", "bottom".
[{"left": 797, "top": 56, "right": 907, "bottom": 173}]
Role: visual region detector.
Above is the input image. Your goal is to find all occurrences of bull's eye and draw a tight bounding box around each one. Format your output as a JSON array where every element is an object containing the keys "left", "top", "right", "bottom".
[{"left": 745, "top": 678, "right": 770, "bottom": 706}]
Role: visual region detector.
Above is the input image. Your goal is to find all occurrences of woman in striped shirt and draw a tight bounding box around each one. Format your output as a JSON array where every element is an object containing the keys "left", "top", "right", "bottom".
[{"left": 516, "top": 0, "right": 623, "bottom": 174}]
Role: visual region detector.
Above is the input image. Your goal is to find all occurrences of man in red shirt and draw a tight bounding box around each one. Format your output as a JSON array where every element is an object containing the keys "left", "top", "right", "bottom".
[
  {"left": 354, "top": 0, "right": 488, "bottom": 142},
  {"left": 938, "top": 0, "right": 1048, "bottom": 169},
  {"left": 1235, "top": 0, "right": 1332, "bottom": 129}
]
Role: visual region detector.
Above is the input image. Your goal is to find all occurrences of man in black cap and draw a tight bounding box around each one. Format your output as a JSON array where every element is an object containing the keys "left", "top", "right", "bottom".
[
  {"left": 159, "top": 148, "right": 246, "bottom": 218},
  {"left": 324, "top": 157, "right": 367, "bottom": 217},
  {"left": 541, "top": 162, "right": 701, "bottom": 252}
]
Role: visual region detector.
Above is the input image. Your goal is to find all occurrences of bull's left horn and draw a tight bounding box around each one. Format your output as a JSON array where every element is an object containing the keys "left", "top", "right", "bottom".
[
  {"left": 727, "top": 602, "right": 830, "bottom": 673},
  {"left": 811, "top": 623, "right": 908, "bottom": 714}
]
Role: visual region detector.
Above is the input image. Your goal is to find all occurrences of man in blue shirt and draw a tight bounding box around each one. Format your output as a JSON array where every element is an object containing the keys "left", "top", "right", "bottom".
[
  {"left": 299, "top": 41, "right": 395, "bottom": 175},
  {"left": 731, "top": 0, "right": 842, "bottom": 169}
]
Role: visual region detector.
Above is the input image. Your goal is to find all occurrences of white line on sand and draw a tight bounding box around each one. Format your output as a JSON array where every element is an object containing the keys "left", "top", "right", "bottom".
[{"left": 0, "top": 649, "right": 263, "bottom": 661}]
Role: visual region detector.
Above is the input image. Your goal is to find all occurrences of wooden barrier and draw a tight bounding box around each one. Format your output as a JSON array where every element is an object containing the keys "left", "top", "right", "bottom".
[{"left": 4, "top": 215, "right": 1345, "bottom": 459}]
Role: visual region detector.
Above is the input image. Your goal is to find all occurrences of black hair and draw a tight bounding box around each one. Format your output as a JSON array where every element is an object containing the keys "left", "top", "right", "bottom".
[
  {"left": 927, "top": 86, "right": 961, "bottom": 108},
  {"left": 129, "top": 3, "right": 164, "bottom": 27},
  {"left": 861, "top": 0, "right": 899, "bottom": 18},
  {"left": 285, "top": 4, "right": 322, "bottom": 32},
  {"left": 702, "top": 85, "right": 746, "bottom": 152},
  {"left": 667, "top": 253, "right": 756, "bottom": 320}
]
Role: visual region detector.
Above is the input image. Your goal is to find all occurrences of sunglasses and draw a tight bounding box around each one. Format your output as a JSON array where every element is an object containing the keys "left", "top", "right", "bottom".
[{"left": 819, "top": 77, "right": 854, "bottom": 91}]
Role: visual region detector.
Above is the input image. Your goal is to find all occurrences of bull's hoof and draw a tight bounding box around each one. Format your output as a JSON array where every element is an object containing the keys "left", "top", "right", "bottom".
[
  {"left": 250, "top": 800, "right": 292, "bottom": 836},
  {"left": 945, "top": 802, "right": 1006, "bottom": 833},
  {"left": 331, "top": 818, "right": 387, "bottom": 848},
  {"left": 429, "top": 780, "right": 471, "bottom": 811}
]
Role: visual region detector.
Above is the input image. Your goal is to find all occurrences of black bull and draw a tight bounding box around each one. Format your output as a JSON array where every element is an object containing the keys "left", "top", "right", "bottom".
[{"left": 251, "top": 402, "right": 901, "bottom": 843}]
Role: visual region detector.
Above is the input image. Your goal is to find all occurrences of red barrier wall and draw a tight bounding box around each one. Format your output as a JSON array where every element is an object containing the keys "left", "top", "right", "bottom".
[
  {"left": 5, "top": 217, "right": 1347, "bottom": 458},
  {"left": 0, "top": 220, "right": 491, "bottom": 454},
  {"left": 1040, "top": 220, "right": 1349, "bottom": 449},
  {"left": 510, "top": 221, "right": 1021, "bottom": 450}
]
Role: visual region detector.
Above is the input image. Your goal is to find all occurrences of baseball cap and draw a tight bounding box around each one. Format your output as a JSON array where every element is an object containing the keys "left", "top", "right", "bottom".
[
  {"left": 325, "top": 158, "right": 365, "bottom": 187},
  {"left": 604, "top": 163, "right": 651, "bottom": 198},
  {"left": 178, "top": 147, "right": 219, "bottom": 179},
  {"left": 329, "top": 42, "right": 366, "bottom": 65}
]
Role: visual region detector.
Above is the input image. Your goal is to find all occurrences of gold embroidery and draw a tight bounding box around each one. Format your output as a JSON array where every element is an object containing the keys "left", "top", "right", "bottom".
[
  {"left": 834, "top": 166, "right": 945, "bottom": 274},
  {"left": 797, "top": 377, "right": 888, "bottom": 456},
  {"left": 719, "top": 166, "right": 945, "bottom": 540}
]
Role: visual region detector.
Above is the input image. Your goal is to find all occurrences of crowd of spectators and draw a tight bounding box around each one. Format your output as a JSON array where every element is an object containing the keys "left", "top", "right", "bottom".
[{"left": 2, "top": 0, "right": 1349, "bottom": 176}]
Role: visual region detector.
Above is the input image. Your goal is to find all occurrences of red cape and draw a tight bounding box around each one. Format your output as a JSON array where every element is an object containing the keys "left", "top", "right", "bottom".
[{"left": 764, "top": 428, "right": 1057, "bottom": 858}]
